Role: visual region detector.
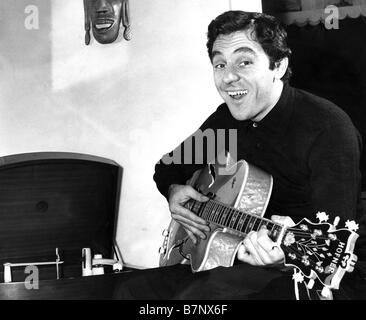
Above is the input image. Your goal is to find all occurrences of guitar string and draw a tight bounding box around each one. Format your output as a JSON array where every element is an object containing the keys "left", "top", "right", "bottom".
[
  {"left": 282, "top": 242, "right": 325, "bottom": 273},
  {"left": 191, "top": 200, "right": 333, "bottom": 278},
  {"left": 191, "top": 199, "right": 337, "bottom": 248},
  {"left": 198, "top": 198, "right": 280, "bottom": 230},
  {"left": 193, "top": 198, "right": 284, "bottom": 242},
  {"left": 284, "top": 228, "right": 337, "bottom": 241}
]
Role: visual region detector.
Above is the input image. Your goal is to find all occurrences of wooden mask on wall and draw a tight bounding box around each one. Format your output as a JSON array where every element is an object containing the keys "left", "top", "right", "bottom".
[{"left": 83, "top": 0, "right": 131, "bottom": 45}]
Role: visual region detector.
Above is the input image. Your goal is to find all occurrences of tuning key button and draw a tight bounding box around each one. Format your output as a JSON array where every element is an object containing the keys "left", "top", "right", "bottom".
[
  {"left": 288, "top": 253, "right": 296, "bottom": 260},
  {"left": 328, "top": 233, "right": 337, "bottom": 241},
  {"left": 162, "top": 229, "right": 169, "bottom": 237},
  {"left": 315, "top": 265, "right": 324, "bottom": 273},
  {"left": 301, "top": 256, "right": 310, "bottom": 266},
  {"left": 159, "top": 246, "right": 166, "bottom": 254}
]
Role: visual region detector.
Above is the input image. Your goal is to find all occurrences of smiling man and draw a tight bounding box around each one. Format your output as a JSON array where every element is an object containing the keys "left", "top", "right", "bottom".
[{"left": 153, "top": 11, "right": 365, "bottom": 299}]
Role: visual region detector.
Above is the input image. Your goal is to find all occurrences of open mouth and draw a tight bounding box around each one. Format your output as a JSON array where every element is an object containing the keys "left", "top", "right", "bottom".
[
  {"left": 94, "top": 19, "right": 115, "bottom": 32},
  {"left": 227, "top": 90, "right": 248, "bottom": 100}
]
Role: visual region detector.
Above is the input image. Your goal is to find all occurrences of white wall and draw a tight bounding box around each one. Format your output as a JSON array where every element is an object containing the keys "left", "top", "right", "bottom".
[{"left": 0, "top": 0, "right": 261, "bottom": 268}]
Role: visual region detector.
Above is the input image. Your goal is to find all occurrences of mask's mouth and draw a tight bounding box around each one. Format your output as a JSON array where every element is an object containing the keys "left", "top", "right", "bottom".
[
  {"left": 227, "top": 90, "right": 248, "bottom": 100},
  {"left": 93, "top": 19, "right": 115, "bottom": 32}
]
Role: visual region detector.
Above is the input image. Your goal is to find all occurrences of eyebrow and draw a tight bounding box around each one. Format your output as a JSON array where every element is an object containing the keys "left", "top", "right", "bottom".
[{"left": 212, "top": 46, "right": 257, "bottom": 59}]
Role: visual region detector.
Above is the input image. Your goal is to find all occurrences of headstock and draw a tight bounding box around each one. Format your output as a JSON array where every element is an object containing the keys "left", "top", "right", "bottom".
[{"left": 280, "top": 212, "right": 359, "bottom": 298}]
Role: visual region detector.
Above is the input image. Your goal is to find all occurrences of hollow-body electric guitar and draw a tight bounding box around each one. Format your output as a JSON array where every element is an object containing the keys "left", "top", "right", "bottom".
[{"left": 159, "top": 159, "right": 359, "bottom": 297}]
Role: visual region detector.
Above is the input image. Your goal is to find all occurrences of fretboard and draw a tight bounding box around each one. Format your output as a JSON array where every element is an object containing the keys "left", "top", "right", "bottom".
[{"left": 187, "top": 199, "right": 283, "bottom": 241}]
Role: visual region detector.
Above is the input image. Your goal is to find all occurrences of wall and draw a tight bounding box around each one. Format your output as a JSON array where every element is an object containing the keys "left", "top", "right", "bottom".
[{"left": 0, "top": 0, "right": 261, "bottom": 268}]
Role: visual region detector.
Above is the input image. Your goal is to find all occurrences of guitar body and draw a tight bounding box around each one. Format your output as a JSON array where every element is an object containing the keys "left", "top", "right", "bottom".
[{"left": 159, "top": 160, "right": 273, "bottom": 272}]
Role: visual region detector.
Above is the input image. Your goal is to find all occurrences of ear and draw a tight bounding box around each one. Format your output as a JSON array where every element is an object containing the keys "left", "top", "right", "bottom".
[{"left": 274, "top": 57, "right": 289, "bottom": 80}]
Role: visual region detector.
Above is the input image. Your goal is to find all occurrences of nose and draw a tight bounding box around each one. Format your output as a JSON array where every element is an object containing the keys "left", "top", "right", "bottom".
[
  {"left": 95, "top": 0, "right": 109, "bottom": 13},
  {"left": 222, "top": 66, "right": 240, "bottom": 84}
]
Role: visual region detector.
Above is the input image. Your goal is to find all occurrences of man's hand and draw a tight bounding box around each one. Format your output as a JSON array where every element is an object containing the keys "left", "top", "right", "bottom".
[
  {"left": 168, "top": 184, "right": 210, "bottom": 244},
  {"left": 237, "top": 215, "right": 295, "bottom": 267}
]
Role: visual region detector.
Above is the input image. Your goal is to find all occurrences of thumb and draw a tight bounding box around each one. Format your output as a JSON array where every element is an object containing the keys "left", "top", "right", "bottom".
[{"left": 271, "top": 215, "right": 295, "bottom": 227}]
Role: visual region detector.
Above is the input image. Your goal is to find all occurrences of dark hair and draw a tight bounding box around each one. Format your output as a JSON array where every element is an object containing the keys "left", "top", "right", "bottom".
[{"left": 207, "top": 11, "right": 292, "bottom": 81}]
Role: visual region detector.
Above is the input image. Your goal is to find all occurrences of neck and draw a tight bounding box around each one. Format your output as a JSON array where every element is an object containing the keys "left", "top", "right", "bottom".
[
  {"left": 189, "top": 198, "right": 284, "bottom": 242},
  {"left": 252, "top": 80, "right": 284, "bottom": 122}
]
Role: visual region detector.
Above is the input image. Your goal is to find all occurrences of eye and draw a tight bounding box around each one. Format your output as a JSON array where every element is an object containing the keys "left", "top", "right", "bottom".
[
  {"left": 238, "top": 60, "right": 252, "bottom": 67},
  {"left": 214, "top": 63, "right": 226, "bottom": 70}
]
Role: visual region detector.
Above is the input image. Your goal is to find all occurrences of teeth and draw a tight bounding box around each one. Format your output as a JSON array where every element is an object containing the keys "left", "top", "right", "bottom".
[
  {"left": 228, "top": 90, "right": 248, "bottom": 97},
  {"left": 96, "top": 23, "right": 112, "bottom": 29}
]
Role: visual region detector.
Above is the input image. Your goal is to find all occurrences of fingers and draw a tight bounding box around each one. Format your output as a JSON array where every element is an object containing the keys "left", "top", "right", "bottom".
[
  {"left": 168, "top": 185, "right": 211, "bottom": 241},
  {"left": 185, "top": 186, "right": 210, "bottom": 203},
  {"left": 171, "top": 204, "right": 208, "bottom": 227},
  {"left": 183, "top": 227, "right": 198, "bottom": 245},
  {"left": 237, "top": 227, "right": 284, "bottom": 266},
  {"left": 174, "top": 214, "right": 210, "bottom": 240}
]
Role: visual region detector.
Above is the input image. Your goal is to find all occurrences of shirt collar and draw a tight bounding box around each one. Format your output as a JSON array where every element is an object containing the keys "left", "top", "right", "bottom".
[{"left": 253, "top": 82, "right": 294, "bottom": 136}]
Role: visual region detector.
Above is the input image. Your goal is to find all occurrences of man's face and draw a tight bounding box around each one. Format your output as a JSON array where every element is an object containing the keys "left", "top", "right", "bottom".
[
  {"left": 212, "top": 30, "right": 282, "bottom": 121},
  {"left": 90, "top": 0, "right": 123, "bottom": 44}
]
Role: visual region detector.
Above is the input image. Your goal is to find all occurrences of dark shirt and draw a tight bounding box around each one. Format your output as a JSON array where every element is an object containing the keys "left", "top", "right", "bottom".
[{"left": 154, "top": 84, "right": 366, "bottom": 263}]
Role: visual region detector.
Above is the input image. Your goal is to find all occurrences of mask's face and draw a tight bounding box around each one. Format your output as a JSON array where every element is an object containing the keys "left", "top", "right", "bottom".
[{"left": 88, "top": 0, "right": 123, "bottom": 44}]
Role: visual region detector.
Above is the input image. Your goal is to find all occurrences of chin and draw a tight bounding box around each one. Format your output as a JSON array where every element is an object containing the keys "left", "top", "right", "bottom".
[{"left": 226, "top": 105, "right": 250, "bottom": 121}]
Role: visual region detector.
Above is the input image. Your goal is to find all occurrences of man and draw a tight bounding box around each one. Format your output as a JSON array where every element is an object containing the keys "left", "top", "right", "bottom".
[{"left": 154, "top": 11, "right": 365, "bottom": 299}]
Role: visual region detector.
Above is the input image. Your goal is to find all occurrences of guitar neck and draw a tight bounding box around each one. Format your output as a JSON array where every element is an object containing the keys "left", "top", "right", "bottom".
[{"left": 188, "top": 199, "right": 284, "bottom": 242}]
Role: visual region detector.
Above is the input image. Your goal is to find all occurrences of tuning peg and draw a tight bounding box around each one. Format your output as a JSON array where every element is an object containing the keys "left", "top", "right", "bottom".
[
  {"left": 307, "top": 278, "right": 315, "bottom": 289},
  {"left": 162, "top": 229, "right": 169, "bottom": 237},
  {"left": 159, "top": 246, "right": 166, "bottom": 254},
  {"left": 332, "top": 216, "right": 340, "bottom": 228},
  {"left": 319, "top": 286, "right": 333, "bottom": 300},
  {"left": 346, "top": 254, "right": 358, "bottom": 272},
  {"left": 328, "top": 216, "right": 340, "bottom": 232}
]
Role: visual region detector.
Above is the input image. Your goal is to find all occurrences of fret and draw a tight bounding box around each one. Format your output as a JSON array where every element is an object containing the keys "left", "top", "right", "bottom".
[
  {"left": 209, "top": 202, "right": 219, "bottom": 222},
  {"left": 216, "top": 203, "right": 225, "bottom": 224},
  {"left": 251, "top": 216, "right": 258, "bottom": 232},
  {"left": 222, "top": 207, "right": 232, "bottom": 227},
  {"left": 220, "top": 206, "right": 230, "bottom": 226},
  {"left": 197, "top": 200, "right": 208, "bottom": 218},
  {"left": 205, "top": 200, "right": 215, "bottom": 220},
  {"left": 255, "top": 218, "right": 264, "bottom": 231},
  {"left": 236, "top": 211, "right": 247, "bottom": 232},
  {"left": 213, "top": 204, "right": 221, "bottom": 224},
  {"left": 229, "top": 209, "right": 239, "bottom": 229},
  {"left": 228, "top": 209, "right": 237, "bottom": 229},
  {"left": 201, "top": 200, "right": 211, "bottom": 220},
  {"left": 217, "top": 205, "right": 226, "bottom": 224},
  {"left": 244, "top": 215, "right": 257, "bottom": 233},
  {"left": 226, "top": 208, "right": 235, "bottom": 228},
  {"left": 232, "top": 210, "right": 242, "bottom": 230},
  {"left": 238, "top": 212, "right": 249, "bottom": 234}
]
